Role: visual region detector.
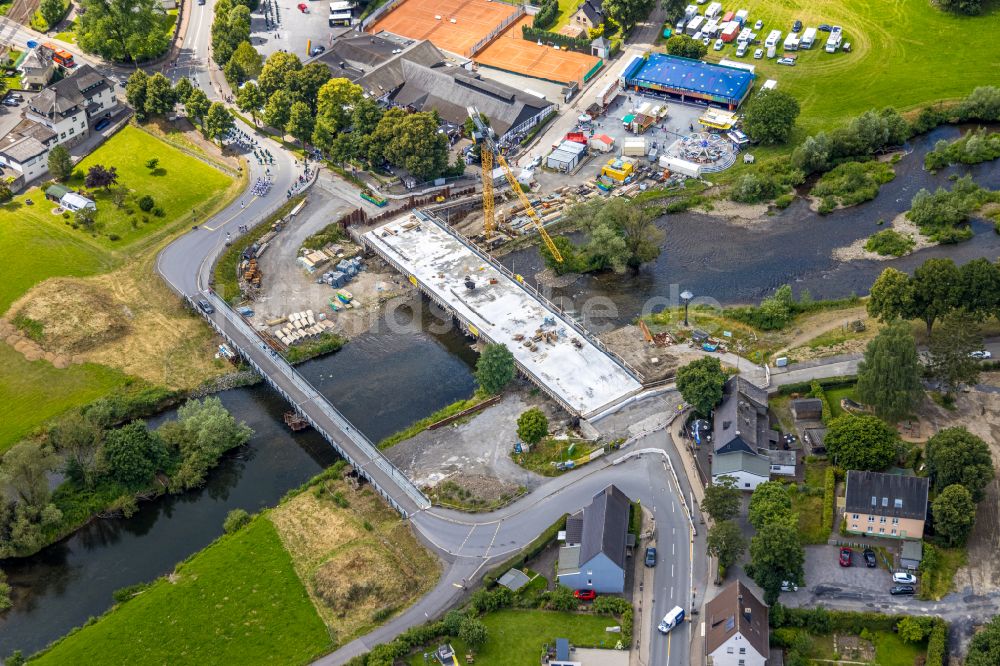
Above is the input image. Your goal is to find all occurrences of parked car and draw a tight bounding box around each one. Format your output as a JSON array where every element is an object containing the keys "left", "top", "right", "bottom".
[
  {"left": 2, "top": 98, "right": 17, "bottom": 107},
  {"left": 753, "top": 48, "right": 763, "bottom": 59},
  {"left": 735, "top": 43, "right": 748, "bottom": 57},
  {"left": 94, "top": 118, "right": 111, "bottom": 131},
  {"left": 971, "top": 350, "right": 992, "bottom": 359},
  {"left": 754, "top": 19, "right": 763, "bottom": 29},
  {"left": 863, "top": 549, "right": 877, "bottom": 568},
  {"left": 197, "top": 299, "right": 215, "bottom": 314},
  {"left": 893, "top": 572, "right": 918, "bottom": 585},
  {"left": 839, "top": 547, "right": 853, "bottom": 567},
  {"left": 702, "top": 36, "right": 711, "bottom": 46},
  {"left": 792, "top": 19, "right": 802, "bottom": 32},
  {"left": 714, "top": 38, "right": 724, "bottom": 51},
  {"left": 310, "top": 45, "right": 326, "bottom": 56},
  {"left": 777, "top": 57, "right": 797, "bottom": 66},
  {"left": 818, "top": 23, "right": 832, "bottom": 31},
  {"left": 197, "top": 0, "right": 205, "bottom": 4},
  {"left": 8, "top": 93, "right": 22, "bottom": 100},
  {"left": 645, "top": 547, "right": 657, "bottom": 567},
  {"left": 574, "top": 589, "right": 597, "bottom": 601},
  {"left": 890, "top": 585, "right": 915, "bottom": 596},
  {"left": 780, "top": 580, "right": 799, "bottom": 592}
]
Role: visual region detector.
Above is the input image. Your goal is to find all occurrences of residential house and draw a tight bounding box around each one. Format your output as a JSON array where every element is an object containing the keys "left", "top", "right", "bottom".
[
  {"left": 573, "top": 0, "right": 604, "bottom": 31},
  {"left": 711, "top": 376, "right": 777, "bottom": 490},
  {"left": 26, "top": 64, "right": 119, "bottom": 150},
  {"left": 557, "top": 484, "right": 632, "bottom": 593},
  {"left": 705, "top": 580, "right": 769, "bottom": 666},
  {"left": 355, "top": 40, "right": 555, "bottom": 147},
  {"left": 764, "top": 448, "right": 796, "bottom": 477},
  {"left": 20, "top": 47, "right": 55, "bottom": 89},
  {"left": 844, "top": 470, "right": 929, "bottom": 540},
  {"left": 0, "top": 119, "right": 58, "bottom": 185}
]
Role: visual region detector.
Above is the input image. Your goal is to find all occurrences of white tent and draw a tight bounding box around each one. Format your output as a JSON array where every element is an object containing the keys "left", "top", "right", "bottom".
[{"left": 60, "top": 192, "right": 95, "bottom": 211}]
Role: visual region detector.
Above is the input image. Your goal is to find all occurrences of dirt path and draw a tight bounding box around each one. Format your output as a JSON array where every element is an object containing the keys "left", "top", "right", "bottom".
[{"left": 773, "top": 306, "right": 871, "bottom": 359}]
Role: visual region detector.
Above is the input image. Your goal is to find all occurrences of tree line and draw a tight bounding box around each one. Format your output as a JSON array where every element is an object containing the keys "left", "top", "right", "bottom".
[
  {"left": 125, "top": 71, "right": 235, "bottom": 144},
  {"left": 0, "top": 396, "right": 252, "bottom": 558}
]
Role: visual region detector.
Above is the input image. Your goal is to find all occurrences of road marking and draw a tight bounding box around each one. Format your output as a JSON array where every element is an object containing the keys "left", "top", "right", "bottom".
[
  {"left": 203, "top": 195, "right": 258, "bottom": 231},
  {"left": 457, "top": 525, "right": 477, "bottom": 553},
  {"left": 451, "top": 583, "right": 464, "bottom": 589},
  {"left": 672, "top": 500, "right": 675, "bottom": 513},
  {"left": 672, "top": 542, "right": 675, "bottom": 555},
  {"left": 700, "top": 620, "right": 705, "bottom": 637},
  {"left": 666, "top": 631, "right": 671, "bottom": 662},
  {"left": 671, "top": 564, "right": 674, "bottom": 577}
]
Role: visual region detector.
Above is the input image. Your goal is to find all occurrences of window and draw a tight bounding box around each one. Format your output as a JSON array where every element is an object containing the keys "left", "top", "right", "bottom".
[
  {"left": 891, "top": 529, "right": 897, "bottom": 536},
  {"left": 744, "top": 483, "right": 750, "bottom": 488},
  {"left": 882, "top": 497, "right": 889, "bottom": 507},
  {"left": 871, "top": 496, "right": 877, "bottom": 506},
  {"left": 60, "top": 132, "right": 66, "bottom": 139},
  {"left": 867, "top": 525, "right": 873, "bottom": 533},
  {"left": 852, "top": 514, "right": 859, "bottom": 520},
  {"left": 868, "top": 515, "right": 874, "bottom": 523},
  {"left": 739, "top": 661, "right": 745, "bottom": 666},
  {"left": 739, "top": 647, "right": 746, "bottom": 654},
  {"left": 69, "top": 128, "right": 74, "bottom": 135},
  {"left": 892, "top": 518, "right": 899, "bottom": 525},
  {"left": 894, "top": 498, "right": 903, "bottom": 509},
  {"left": 879, "top": 528, "right": 885, "bottom": 534},
  {"left": 727, "top": 647, "right": 734, "bottom": 654},
  {"left": 880, "top": 516, "right": 886, "bottom": 524},
  {"left": 80, "top": 122, "right": 85, "bottom": 128}
]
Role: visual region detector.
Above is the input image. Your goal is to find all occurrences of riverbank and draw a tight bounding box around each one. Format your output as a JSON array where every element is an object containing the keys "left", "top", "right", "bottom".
[{"left": 25, "top": 463, "right": 440, "bottom": 665}]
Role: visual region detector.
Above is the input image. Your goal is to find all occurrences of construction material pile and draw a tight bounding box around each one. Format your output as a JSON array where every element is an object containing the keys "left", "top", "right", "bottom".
[{"left": 271, "top": 310, "right": 337, "bottom": 346}]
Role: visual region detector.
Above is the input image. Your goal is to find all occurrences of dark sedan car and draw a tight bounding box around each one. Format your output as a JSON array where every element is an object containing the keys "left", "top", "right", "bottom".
[
  {"left": 644, "top": 547, "right": 657, "bottom": 567},
  {"left": 197, "top": 299, "right": 215, "bottom": 314},
  {"left": 890, "top": 585, "right": 915, "bottom": 596},
  {"left": 863, "top": 549, "right": 876, "bottom": 568}
]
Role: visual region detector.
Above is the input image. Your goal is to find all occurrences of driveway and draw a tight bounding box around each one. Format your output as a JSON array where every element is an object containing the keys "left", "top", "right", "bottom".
[{"left": 800, "top": 544, "right": 894, "bottom": 597}]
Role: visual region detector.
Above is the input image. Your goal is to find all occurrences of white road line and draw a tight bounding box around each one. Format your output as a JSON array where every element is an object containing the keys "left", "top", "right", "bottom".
[
  {"left": 457, "top": 524, "right": 477, "bottom": 553},
  {"left": 672, "top": 542, "right": 675, "bottom": 555},
  {"left": 671, "top": 564, "right": 674, "bottom": 577}
]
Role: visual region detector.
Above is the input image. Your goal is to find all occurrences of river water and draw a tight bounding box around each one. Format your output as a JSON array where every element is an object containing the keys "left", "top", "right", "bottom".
[
  {"left": 501, "top": 125, "right": 1000, "bottom": 328},
  {"left": 4, "top": 126, "right": 1000, "bottom": 657},
  {"left": 0, "top": 303, "right": 477, "bottom": 657}
]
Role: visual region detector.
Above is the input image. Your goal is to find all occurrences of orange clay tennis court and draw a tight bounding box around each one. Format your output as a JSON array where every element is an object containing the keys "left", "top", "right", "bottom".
[
  {"left": 476, "top": 15, "right": 601, "bottom": 85},
  {"left": 371, "top": 0, "right": 518, "bottom": 57}
]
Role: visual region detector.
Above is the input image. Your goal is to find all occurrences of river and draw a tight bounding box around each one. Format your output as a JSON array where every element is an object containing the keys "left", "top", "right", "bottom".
[
  {"left": 3, "top": 126, "right": 1000, "bottom": 658},
  {"left": 0, "top": 302, "right": 477, "bottom": 657},
  {"left": 500, "top": 125, "right": 1000, "bottom": 328}
]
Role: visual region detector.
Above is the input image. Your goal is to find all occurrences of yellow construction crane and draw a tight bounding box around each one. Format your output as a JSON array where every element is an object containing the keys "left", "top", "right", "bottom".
[{"left": 467, "top": 106, "right": 562, "bottom": 262}]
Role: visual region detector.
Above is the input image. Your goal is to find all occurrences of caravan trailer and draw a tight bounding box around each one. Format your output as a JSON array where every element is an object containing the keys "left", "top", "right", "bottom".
[
  {"left": 825, "top": 25, "right": 843, "bottom": 53},
  {"left": 764, "top": 29, "right": 782, "bottom": 48},
  {"left": 800, "top": 27, "right": 817, "bottom": 48},
  {"left": 686, "top": 15, "right": 706, "bottom": 35}
]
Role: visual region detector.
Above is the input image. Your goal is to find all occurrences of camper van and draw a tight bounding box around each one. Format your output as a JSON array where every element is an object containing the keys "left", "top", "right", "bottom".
[
  {"left": 764, "top": 29, "right": 782, "bottom": 48},
  {"left": 800, "top": 26, "right": 817, "bottom": 48},
  {"left": 825, "top": 25, "right": 843, "bottom": 53}
]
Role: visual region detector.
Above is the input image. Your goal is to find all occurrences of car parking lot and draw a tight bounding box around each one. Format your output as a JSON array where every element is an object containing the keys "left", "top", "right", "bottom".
[{"left": 800, "top": 545, "right": 910, "bottom": 597}]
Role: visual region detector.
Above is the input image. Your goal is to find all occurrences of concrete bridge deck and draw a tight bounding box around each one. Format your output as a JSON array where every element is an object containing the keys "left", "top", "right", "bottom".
[{"left": 363, "top": 211, "right": 644, "bottom": 418}]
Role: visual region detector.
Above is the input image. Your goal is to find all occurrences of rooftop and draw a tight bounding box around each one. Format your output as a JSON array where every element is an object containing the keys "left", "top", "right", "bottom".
[
  {"left": 845, "top": 470, "right": 929, "bottom": 520},
  {"left": 712, "top": 450, "right": 770, "bottom": 478},
  {"left": 625, "top": 52, "right": 755, "bottom": 103},
  {"left": 577, "top": 484, "right": 631, "bottom": 569},
  {"left": 364, "top": 213, "right": 642, "bottom": 416},
  {"left": 713, "top": 376, "right": 772, "bottom": 455},
  {"left": 705, "top": 580, "right": 769, "bottom": 658}
]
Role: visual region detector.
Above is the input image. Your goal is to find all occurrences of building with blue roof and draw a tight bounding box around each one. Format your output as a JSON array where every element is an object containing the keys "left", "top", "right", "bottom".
[{"left": 622, "top": 52, "right": 755, "bottom": 109}]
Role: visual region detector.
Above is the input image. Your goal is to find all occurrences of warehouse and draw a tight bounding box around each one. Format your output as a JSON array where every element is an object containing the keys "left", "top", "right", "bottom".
[{"left": 622, "top": 52, "right": 755, "bottom": 109}]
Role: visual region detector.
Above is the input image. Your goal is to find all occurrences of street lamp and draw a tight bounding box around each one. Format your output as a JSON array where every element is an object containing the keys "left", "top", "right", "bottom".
[{"left": 680, "top": 290, "right": 693, "bottom": 327}]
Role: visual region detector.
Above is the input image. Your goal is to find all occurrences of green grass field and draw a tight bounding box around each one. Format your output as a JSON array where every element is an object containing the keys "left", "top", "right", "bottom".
[
  {"left": 702, "top": 0, "right": 1000, "bottom": 152},
  {"left": 0, "top": 344, "right": 126, "bottom": 452},
  {"left": 31, "top": 517, "right": 331, "bottom": 666},
  {"left": 65, "top": 125, "right": 233, "bottom": 249},
  {"left": 788, "top": 460, "right": 831, "bottom": 544},
  {"left": 406, "top": 609, "right": 620, "bottom": 666}
]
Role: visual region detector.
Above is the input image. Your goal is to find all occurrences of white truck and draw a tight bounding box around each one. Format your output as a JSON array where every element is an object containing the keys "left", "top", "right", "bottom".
[
  {"left": 825, "top": 26, "right": 843, "bottom": 53},
  {"left": 658, "top": 606, "right": 686, "bottom": 633}
]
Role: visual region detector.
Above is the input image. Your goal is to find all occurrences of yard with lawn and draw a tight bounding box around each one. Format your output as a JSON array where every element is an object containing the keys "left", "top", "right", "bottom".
[
  {"left": 406, "top": 609, "right": 622, "bottom": 666},
  {"left": 0, "top": 343, "right": 126, "bottom": 452},
  {"left": 787, "top": 460, "right": 831, "bottom": 544},
  {"left": 703, "top": 0, "right": 1000, "bottom": 175},
  {"left": 513, "top": 435, "right": 604, "bottom": 476},
  {"left": 29, "top": 517, "right": 332, "bottom": 666},
  {"left": 775, "top": 626, "right": 927, "bottom": 666}
]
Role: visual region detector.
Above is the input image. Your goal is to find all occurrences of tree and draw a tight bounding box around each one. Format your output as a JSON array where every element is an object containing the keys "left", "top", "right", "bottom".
[
  {"left": 50, "top": 411, "right": 105, "bottom": 486},
  {"left": 742, "top": 90, "right": 801, "bottom": 145},
  {"left": 47, "top": 144, "right": 73, "bottom": 182},
  {"left": 747, "top": 481, "right": 793, "bottom": 530},
  {"left": 286, "top": 101, "right": 315, "bottom": 150},
  {"left": 145, "top": 158, "right": 159, "bottom": 170},
  {"left": 144, "top": 72, "right": 176, "bottom": 117},
  {"left": 211, "top": 0, "right": 250, "bottom": 66},
  {"left": 381, "top": 111, "right": 450, "bottom": 181},
  {"left": 236, "top": 81, "right": 265, "bottom": 126},
  {"left": 602, "top": 0, "right": 654, "bottom": 28},
  {"left": 867, "top": 267, "right": 915, "bottom": 323},
  {"left": 926, "top": 427, "right": 994, "bottom": 502},
  {"left": 458, "top": 616, "right": 488, "bottom": 648},
  {"left": 157, "top": 396, "right": 252, "bottom": 490},
  {"left": 824, "top": 415, "right": 898, "bottom": 471},
  {"left": 77, "top": 0, "right": 170, "bottom": 64},
  {"left": 125, "top": 70, "right": 149, "bottom": 119},
  {"left": 855, "top": 320, "right": 922, "bottom": 423},
  {"left": 263, "top": 89, "right": 294, "bottom": 131},
  {"left": 516, "top": 408, "right": 548, "bottom": 445},
  {"left": 664, "top": 34, "right": 707, "bottom": 59},
  {"left": 75, "top": 206, "right": 96, "bottom": 229},
  {"left": 100, "top": 421, "right": 163, "bottom": 487},
  {"left": 897, "top": 616, "right": 935, "bottom": 643},
  {"left": 702, "top": 475, "right": 741, "bottom": 522},
  {"left": 932, "top": 484, "right": 976, "bottom": 547},
  {"left": 0, "top": 442, "right": 58, "bottom": 506},
  {"left": 928, "top": 312, "right": 982, "bottom": 394},
  {"left": 0, "top": 569, "right": 11, "bottom": 612},
  {"left": 205, "top": 102, "right": 235, "bottom": 144},
  {"left": 316, "top": 77, "right": 364, "bottom": 133},
  {"left": 937, "top": 0, "right": 982, "bottom": 14},
  {"left": 476, "top": 343, "right": 516, "bottom": 395},
  {"left": 911, "top": 258, "right": 961, "bottom": 337},
  {"left": 748, "top": 521, "right": 804, "bottom": 605},
  {"left": 967, "top": 615, "right": 1000, "bottom": 666},
  {"left": 959, "top": 258, "right": 1000, "bottom": 319},
  {"left": 258, "top": 50, "right": 302, "bottom": 98},
  {"left": 706, "top": 519, "right": 745, "bottom": 571},
  {"left": 173, "top": 76, "right": 193, "bottom": 103},
  {"left": 288, "top": 62, "right": 332, "bottom": 112},
  {"left": 675, "top": 356, "right": 726, "bottom": 416},
  {"left": 599, "top": 198, "right": 664, "bottom": 271},
  {"left": 227, "top": 41, "right": 262, "bottom": 84},
  {"left": 185, "top": 88, "right": 210, "bottom": 127},
  {"left": 85, "top": 164, "right": 119, "bottom": 189},
  {"left": 40, "top": 0, "right": 65, "bottom": 29},
  {"left": 223, "top": 508, "right": 251, "bottom": 533}
]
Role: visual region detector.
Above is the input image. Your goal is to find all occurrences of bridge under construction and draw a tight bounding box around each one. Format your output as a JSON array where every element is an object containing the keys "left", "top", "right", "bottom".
[{"left": 364, "top": 210, "right": 645, "bottom": 418}]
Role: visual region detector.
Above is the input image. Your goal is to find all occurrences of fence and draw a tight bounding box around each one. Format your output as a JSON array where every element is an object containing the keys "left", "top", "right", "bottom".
[
  {"left": 360, "top": 0, "right": 406, "bottom": 30},
  {"left": 466, "top": 5, "right": 526, "bottom": 57}
]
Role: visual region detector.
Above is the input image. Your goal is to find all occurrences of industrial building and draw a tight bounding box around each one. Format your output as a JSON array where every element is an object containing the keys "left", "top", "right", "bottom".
[{"left": 622, "top": 52, "right": 755, "bottom": 109}]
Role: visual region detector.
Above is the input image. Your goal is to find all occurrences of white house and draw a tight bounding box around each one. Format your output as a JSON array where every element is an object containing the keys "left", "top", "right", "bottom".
[
  {"left": 0, "top": 119, "right": 58, "bottom": 185},
  {"left": 705, "top": 581, "right": 769, "bottom": 666},
  {"left": 25, "top": 64, "right": 119, "bottom": 149},
  {"left": 710, "top": 376, "right": 778, "bottom": 490},
  {"left": 765, "top": 448, "right": 796, "bottom": 476}
]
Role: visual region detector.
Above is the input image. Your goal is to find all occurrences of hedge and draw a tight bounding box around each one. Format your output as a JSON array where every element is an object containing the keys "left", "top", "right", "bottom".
[
  {"left": 776, "top": 376, "right": 858, "bottom": 396},
  {"left": 926, "top": 619, "right": 947, "bottom": 666},
  {"left": 822, "top": 467, "right": 837, "bottom": 533},
  {"left": 483, "top": 514, "right": 568, "bottom": 588},
  {"left": 770, "top": 605, "right": 901, "bottom": 634},
  {"left": 532, "top": 0, "right": 558, "bottom": 29},
  {"left": 809, "top": 381, "right": 834, "bottom": 423},
  {"left": 521, "top": 25, "right": 591, "bottom": 52}
]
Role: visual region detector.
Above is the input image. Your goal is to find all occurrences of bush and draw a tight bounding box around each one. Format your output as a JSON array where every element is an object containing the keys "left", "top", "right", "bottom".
[
  {"left": 907, "top": 174, "right": 989, "bottom": 242},
  {"left": 821, "top": 467, "right": 837, "bottom": 532},
  {"left": 811, "top": 161, "right": 895, "bottom": 208},
  {"left": 138, "top": 195, "right": 155, "bottom": 212},
  {"left": 152, "top": 206, "right": 165, "bottom": 217},
  {"left": 223, "top": 508, "right": 251, "bottom": 533},
  {"left": 112, "top": 581, "right": 153, "bottom": 603},
  {"left": 926, "top": 619, "right": 947, "bottom": 666},
  {"left": 774, "top": 193, "right": 794, "bottom": 209},
  {"left": 532, "top": 0, "right": 558, "bottom": 29},
  {"left": 864, "top": 229, "right": 916, "bottom": 256},
  {"left": 521, "top": 25, "right": 590, "bottom": 51}
]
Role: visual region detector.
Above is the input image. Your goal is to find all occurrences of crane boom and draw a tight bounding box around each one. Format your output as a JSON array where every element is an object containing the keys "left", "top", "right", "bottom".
[{"left": 467, "top": 106, "right": 562, "bottom": 262}]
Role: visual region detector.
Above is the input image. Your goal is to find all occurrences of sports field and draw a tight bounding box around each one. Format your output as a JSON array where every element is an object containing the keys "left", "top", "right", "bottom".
[
  {"left": 704, "top": 0, "right": 1000, "bottom": 138},
  {"left": 371, "top": 0, "right": 518, "bottom": 56},
  {"left": 477, "top": 15, "right": 601, "bottom": 85}
]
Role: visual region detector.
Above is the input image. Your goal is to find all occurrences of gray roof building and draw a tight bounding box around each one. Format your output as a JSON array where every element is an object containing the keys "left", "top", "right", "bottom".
[
  {"left": 317, "top": 34, "right": 412, "bottom": 82},
  {"left": 576, "top": 0, "right": 603, "bottom": 25},
  {"left": 0, "top": 118, "right": 57, "bottom": 163},
  {"left": 713, "top": 451, "right": 770, "bottom": 478},
  {"left": 557, "top": 484, "right": 632, "bottom": 592},
  {"left": 28, "top": 64, "right": 112, "bottom": 121},
  {"left": 845, "top": 471, "right": 929, "bottom": 521},
  {"left": 713, "top": 376, "right": 775, "bottom": 456}
]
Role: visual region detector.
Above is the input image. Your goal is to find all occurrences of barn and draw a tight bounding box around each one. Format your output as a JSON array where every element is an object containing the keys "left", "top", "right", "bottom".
[{"left": 622, "top": 52, "right": 755, "bottom": 110}]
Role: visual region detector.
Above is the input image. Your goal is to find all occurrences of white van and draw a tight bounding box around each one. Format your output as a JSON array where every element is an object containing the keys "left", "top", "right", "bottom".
[{"left": 658, "top": 606, "right": 686, "bottom": 633}]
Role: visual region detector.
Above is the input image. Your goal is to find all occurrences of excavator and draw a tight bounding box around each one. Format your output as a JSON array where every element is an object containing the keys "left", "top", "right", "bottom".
[{"left": 466, "top": 106, "right": 562, "bottom": 263}]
